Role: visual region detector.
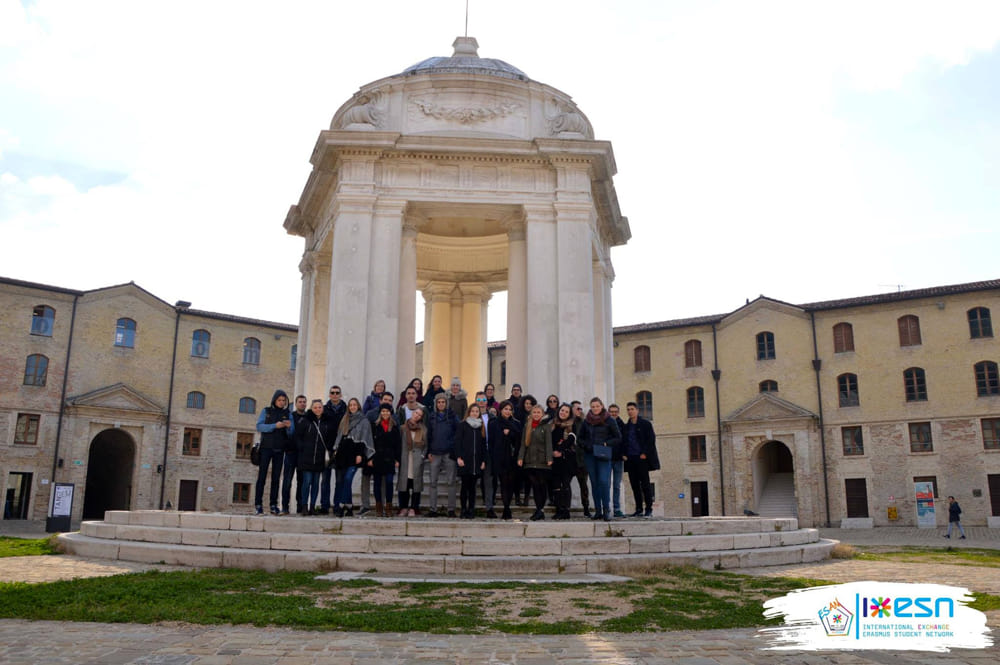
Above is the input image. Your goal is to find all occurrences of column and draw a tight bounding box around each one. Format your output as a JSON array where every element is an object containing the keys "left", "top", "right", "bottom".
[
  {"left": 423, "top": 282, "right": 455, "bottom": 384},
  {"left": 396, "top": 222, "right": 419, "bottom": 391},
  {"left": 307, "top": 251, "right": 331, "bottom": 399},
  {"left": 459, "top": 282, "right": 491, "bottom": 390},
  {"left": 592, "top": 258, "right": 614, "bottom": 402},
  {"left": 294, "top": 251, "right": 315, "bottom": 397},
  {"left": 504, "top": 221, "right": 527, "bottom": 390},
  {"left": 523, "top": 204, "right": 559, "bottom": 396},
  {"left": 363, "top": 198, "right": 405, "bottom": 392},
  {"left": 449, "top": 287, "right": 463, "bottom": 382},
  {"left": 326, "top": 194, "right": 376, "bottom": 396}
]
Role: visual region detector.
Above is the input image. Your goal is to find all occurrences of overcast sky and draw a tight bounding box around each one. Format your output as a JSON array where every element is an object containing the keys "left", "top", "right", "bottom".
[{"left": 2, "top": 1, "right": 998, "bottom": 340}]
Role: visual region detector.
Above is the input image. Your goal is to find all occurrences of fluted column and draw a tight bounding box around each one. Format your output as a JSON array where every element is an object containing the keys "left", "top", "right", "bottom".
[
  {"left": 396, "top": 221, "right": 419, "bottom": 390},
  {"left": 295, "top": 250, "right": 317, "bottom": 397},
  {"left": 592, "top": 258, "right": 613, "bottom": 402},
  {"left": 449, "top": 287, "right": 464, "bottom": 382},
  {"left": 504, "top": 221, "right": 527, "bottom": 390}
]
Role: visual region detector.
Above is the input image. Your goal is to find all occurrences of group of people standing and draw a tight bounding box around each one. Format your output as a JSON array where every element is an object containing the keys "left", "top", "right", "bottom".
[{"left": 253, "top": 376, "right": 661, "bottom": 522}]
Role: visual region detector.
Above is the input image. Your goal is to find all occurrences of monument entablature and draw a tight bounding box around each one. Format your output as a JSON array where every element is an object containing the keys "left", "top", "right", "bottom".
[{"left": 286, "top": 37, "right": 630, "bottom": 402}]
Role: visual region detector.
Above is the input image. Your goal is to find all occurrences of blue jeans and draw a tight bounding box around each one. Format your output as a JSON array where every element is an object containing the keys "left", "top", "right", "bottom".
[
  {"left": 254, "top": 447, "right": 283, "bottom": 508},
  {"left": 585, "top": 454, "right": 612, "bottom": 516},
  {"left": 374, "top": 472, "right": 395, "bottom": 503},
  {"left": 946, "top": 520, "right": 965, "bottom": 537},
  {"left": 320, "top": 467, "right": 333, "bottom": 510},
  {"left": 611, "top": 460, "right": 624, "bottom": 512},
  {"left": 300, "top": 470, "right": 321, "bottom": 511},
  {"left": 334, "top": 466, "right": 358, "bottom": 509}
]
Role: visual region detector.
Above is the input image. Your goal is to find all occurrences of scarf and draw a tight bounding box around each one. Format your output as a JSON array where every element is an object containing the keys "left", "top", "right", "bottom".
[
  {"left": 340, "top": 410, "right": 365, "bottom": 437},
  {"left": 464, "top": 416, "right": 483, "bottom": 429},
  {"left": 405, "top": 417, "right": 425, "bottom": 450},
  {"left": 585, "top": 408, "right": 609, "bottom": 426}
]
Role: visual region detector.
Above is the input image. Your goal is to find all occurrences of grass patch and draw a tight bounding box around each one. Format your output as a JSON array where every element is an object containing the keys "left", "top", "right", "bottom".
[
  {"left": 0, "top": 565, "right": 825, "bottom": 634},
  {"left": 0, "top": 536, "right": 60, "bottom": 558},
  {"left": 854, "top": 546, "right": 1000, "bottom": 568}
]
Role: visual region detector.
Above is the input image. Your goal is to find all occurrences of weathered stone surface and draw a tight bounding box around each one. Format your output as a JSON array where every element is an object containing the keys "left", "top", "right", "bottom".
[
  {"left": 668, "top": 534, "right": 734, "bottom": 552},
  {"left": 216, "top": 530, "right": 273, "bottom": 549},
  {"left": 269, "top": 533, "right": 368, "bottom": 553},
  {"left": 561, "top": 537, "right": 630, "bottom": 556},
  {"left": 461, "top": 537, "right": 561, "bottom": 556},
  {"left": 370, "top": 536, "right": 462, "bottom": 555}
]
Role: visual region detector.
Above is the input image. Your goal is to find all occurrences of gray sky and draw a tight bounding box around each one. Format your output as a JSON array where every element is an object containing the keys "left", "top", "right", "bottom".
[{"left": 2, "top": 1, "right": 998, "bottom": 340}]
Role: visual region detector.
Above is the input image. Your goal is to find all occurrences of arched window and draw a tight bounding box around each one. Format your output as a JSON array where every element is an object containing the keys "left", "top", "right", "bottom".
[
  {"left": 969, "top": 307, "right": 993, "bottom": 339},
  {"left": 31, "top": 305, "right": 55, "bottom": 336},
  {"left": 898, "top": 315, "right": 921, "bottom": 347},
  {"left": 903, "top": 367, "right": 927, "bottom": 402},
  {"left": 186, "top": 391, "right": 205, "bottom": 409},
  {"left": 686, "top": 386, "right": 705, "bottom": 418},
  {"left": 756, "top": 332, "right": 775, "bottom": 360},
  {"left": 832, "top": 322, "right": 854, "bottom": 353},
  {"left": 684, "top": 340, "right": 702, "bottom": 368},
  {"left": 837, "top": 373, "right": 859, "bottom": 407},
  {"left": 239, "top": 396, "right": 257, "bottom": 414},
  {"left": 634, "top": 345, "right": 651, "bottom": 372},
  {"left": 759, "top": 380, "right": 778, "bottom": 393},
  {"left": 975, "top": 361, "right": 1000, "bottom": 396},
  {"left": 23, "top": 354, "right": 48, "bottom": 386},
  {"left": 191, "top": 329, "right": 211, "bottom": 358},
  {"left": 242, "top": 337, "right": 260, "bottom": 365},
  {"left": 636, "top": 390, "right": 653, "bottom": 420},
  {"left": 290, "top": 344, "right": 297, "bottom": 371},
  {"left": 115, "top": 317, "right": 136, "bottom": 347}
]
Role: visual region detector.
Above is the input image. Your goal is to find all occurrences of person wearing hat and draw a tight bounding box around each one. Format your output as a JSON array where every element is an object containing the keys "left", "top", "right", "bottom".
[
  {"left": 370, "top": 403, "right": 401, "bottom": 517},
  {"left": 425, "top": 392, "right": 459, "bottom": 517}
]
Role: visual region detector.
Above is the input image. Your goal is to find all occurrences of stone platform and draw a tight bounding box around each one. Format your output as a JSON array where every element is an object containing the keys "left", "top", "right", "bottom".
[{"left": 58, "top": 510, "right": 834, "bottom": 575}]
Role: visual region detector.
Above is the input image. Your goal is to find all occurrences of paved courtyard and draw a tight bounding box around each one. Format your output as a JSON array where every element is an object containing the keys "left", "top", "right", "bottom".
[{"left": 1, "top": 522, "right": 999, "bottom": 663}]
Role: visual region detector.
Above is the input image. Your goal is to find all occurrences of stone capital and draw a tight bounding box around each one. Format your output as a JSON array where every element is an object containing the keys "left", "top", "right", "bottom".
[
  {"left": 422, "top": 281, "right": 456, "bottom": 303},
  {"left": 457, "top": 282, "right": 492, "bottom": 304}
]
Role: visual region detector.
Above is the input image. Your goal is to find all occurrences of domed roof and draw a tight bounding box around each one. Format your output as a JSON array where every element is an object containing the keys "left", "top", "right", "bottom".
[{"left": 401, "top": 37, "right": 529, "bottom": 82}]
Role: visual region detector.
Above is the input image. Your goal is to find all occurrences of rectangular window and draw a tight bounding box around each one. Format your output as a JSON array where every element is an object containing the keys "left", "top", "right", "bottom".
[
  {"left": 232, "top": 482, "right": 251, "bottom": 504},
  {"left": 236, "top": 432, "right": 254, "bottom": 460},
  {"left": 689, "top": 435, "right": 707, "bottom": 462},
  {"left": 908, "top": 422, "right": 933, "bottom": 453},
  {"left": 844, "top": 478, "right": 869, "bottom": 518},
  {"left": 183, "top": 428, "right": 202, "bottom": 456},
  {"left": 983, "top": 418, "right": 1000, "bottom": 450},
  {"left": 14, "top": 414, "right": 40, "bottom": 445},
  {"left": 841, "top": 426, "right": 864, "bottom": 456},
  {"left": 913, "top": 475, "right": 939, "bottom": 498}
]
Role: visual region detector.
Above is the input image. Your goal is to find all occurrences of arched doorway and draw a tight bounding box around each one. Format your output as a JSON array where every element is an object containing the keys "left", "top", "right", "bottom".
[
  {"left": 752, "top": 440, "right": 796, "bottom": 517},
  {"left": 82, "top": 428, "right": 136, "bottom": 520}
]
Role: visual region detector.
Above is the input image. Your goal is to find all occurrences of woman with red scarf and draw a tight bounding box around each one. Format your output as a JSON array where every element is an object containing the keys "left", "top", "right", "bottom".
[{"left": 370, "top": 403, "right": 401, "bottom": 516}]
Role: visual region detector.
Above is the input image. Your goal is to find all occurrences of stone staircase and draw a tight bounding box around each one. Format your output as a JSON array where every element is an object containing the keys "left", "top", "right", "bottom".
[
  {"left": 58, "top": 510, "right": 835, "bottom": 575},
  {"left": 756, "top": 472, "right": 797, "bottom": 517}
]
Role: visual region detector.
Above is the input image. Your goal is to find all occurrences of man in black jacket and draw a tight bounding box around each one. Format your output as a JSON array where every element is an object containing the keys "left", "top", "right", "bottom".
[
  {"left": 254, "top": 389, "right": 293, "bottom": 515},
  {"left": 318, "top": 385, "right": 347, "bottom": 514},
  {"left": 623, "top": 401, "right": 660, "bottom": 517},
  {"left": 282, "top": 395, "right": 309, "bottom": 515}
]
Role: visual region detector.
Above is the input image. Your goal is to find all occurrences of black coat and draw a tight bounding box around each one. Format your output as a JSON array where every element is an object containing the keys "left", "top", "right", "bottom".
[
  {"left": 297, "top": 411, "right": 331, "bottom": 472},
  {"left": 488, "top": 415, "right": 522, "bottom": 474},
  {"left": 623, "top": 417, "right": 660, "bottom": 472},
  {"left": 551, "top": 423, "right": 577, "bottom": 477},
  {"left": 454, "top": 420, "right": 487, "bottom": 477},
  {"left": 578, "top": 413, "right": 622, "bottom": 457},
  {"left": 370, "top": 420, "right": 401, "bottom": 475}
]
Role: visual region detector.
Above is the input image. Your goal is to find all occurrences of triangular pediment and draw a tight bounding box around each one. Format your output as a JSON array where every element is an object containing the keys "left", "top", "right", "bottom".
[
  {"left": 719, "top": 296, "right": 808, "bottom": 327},
  {"left": 67, "top": 383, "right": 166, "bottom": 415},
  {"left": 723, "top": 393, "right": 817, "bottom": 423}
]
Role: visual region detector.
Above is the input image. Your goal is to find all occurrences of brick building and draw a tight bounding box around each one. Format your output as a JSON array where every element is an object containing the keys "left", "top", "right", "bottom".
[
  {"left": 3, "top": 275, "right": 998, "bottom": 528},
  {"left": 1, "top": 277, "right": 296, "bottom": 524}
]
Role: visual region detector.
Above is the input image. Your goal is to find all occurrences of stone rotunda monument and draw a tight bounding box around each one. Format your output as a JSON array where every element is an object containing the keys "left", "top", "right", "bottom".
[{"left": 285, "top": 37, "right": 630, "bottom": 401}]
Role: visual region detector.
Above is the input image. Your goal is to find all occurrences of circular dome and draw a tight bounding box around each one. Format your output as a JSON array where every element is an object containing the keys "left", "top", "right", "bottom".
[{"left": 401, "top": 37, "right": 529, "bottom": 82}]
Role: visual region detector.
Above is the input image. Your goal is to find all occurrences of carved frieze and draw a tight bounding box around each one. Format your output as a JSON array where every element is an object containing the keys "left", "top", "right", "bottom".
[{"left": 411, "top": 98, "right": 520, "bottom": 124}]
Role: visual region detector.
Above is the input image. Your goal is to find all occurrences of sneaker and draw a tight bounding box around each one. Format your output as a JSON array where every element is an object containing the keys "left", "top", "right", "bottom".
[
  {"left": 447, "top": 510, "right": 457, "bottom": 518},
  {"left": 613, "top": 510, "right": 625, "bottom": 518},
  {"left": 269, "top": 505, "right": 280, "bottom": 516},
  {"left": 583, "top": 508, "right": 592, "bottom": 518},
  {"left": 644, "top": 508, "right": 653, "bottom": 518},
  {"left": 254, "top": 505, "right": 264, "bottom": 515},
  {"left": 358, "top": 506, "right": 371, "bottom": 516},
  {"left": 630, "top": 510, "right": 643, "bottom": 518},
  {"left": 960, "top": 536, "right": 967, "bottom": 540},
  {"left": 485, "top": 509, "right": 497, "bottom": 519}
]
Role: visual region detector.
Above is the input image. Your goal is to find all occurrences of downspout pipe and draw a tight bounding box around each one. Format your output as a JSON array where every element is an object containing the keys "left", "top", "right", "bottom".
[
  {"left": 711, "top": 323, "right": 725, "bottom": 515},
  {"left": 159, "top": 302, "right": 187, "bottom": 509},
  {"left": 810, "top": 311, "right": 832, "bottom": 527},
  {"left": 51, "top": 293, "right": 80, "bottom": 482}
]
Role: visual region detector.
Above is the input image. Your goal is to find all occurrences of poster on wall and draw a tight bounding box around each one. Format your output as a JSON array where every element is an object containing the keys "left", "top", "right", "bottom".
[{"left": 914, "top": 480, "right": 936, "bottom": 528}]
